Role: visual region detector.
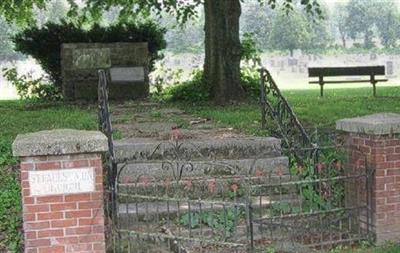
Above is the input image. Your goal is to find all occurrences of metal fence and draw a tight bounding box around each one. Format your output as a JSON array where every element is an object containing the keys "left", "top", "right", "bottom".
[
  {"left": 98, "top": 69, "right": 373, "bottom": 252},
  {"left": 104, "top": 143, "right": 372, "bottom": 252}
]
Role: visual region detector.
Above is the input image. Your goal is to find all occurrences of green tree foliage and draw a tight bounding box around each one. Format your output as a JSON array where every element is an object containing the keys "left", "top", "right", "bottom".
[
  {"left": 0, "top": 0, "right": 77, "bottom": 26},
  {"left": 332, "top": 0, "right": 400, "bottom": 49},
  {"left": 332, "top": 2, "right": 349, "bottom": 48},
  {"left": 162, "top": 12, "right": 205, "bottom": 53},
  {"left": 345, "top": 0, "right": 378, "bottom": 49},
  {"left": 269, "top": 9, "right": 311, "bottom": 56},
  {"left": 0, "top": 0, "right": 45, "bottom": 26},
  {"left": 35, "top": 0, "right": 69, "bottom": 27},
  {"left": 374, "top": 0, "right": 400, "bottom": 48},
  {"left": 241, "top": 1, "right": 274, "bottom": 49},
  {"left": 0, "top": 18, "right": 18, "bottom": 60},
  {"left": 304, "top": 2, "right": 332, "bottom": 50}
]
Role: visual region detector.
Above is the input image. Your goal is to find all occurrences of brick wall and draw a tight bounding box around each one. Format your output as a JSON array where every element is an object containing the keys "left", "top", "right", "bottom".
[
  {"left": 353, "top": 134, "right": 400, "bottom": 242},
  {"left": 12, "top": 129, "right": 108, "bottom": 253},
  {"left": 337, "top": 113, "right": 400, "bottom": 244},
  {"left": 20, "top": 154, "right": 106, "bottom": 253}
]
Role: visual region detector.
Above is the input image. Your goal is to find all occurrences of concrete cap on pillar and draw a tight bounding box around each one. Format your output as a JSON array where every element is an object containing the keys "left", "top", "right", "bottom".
[
  {"left": 12, "top": 129, "right": 108, "bottom": 157},
  {"left": 336, "top": 113, "right": 400, "bottom": 135}
]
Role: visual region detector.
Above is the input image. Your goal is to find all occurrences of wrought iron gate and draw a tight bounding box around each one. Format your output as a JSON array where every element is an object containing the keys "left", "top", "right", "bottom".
[{"left": 105, "top": 146, "right": 373, "bottom": 252}]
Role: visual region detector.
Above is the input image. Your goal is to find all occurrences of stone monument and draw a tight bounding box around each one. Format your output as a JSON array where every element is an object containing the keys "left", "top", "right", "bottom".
[{"left": 61, "top": 42, "right": 149, "bottom": 100}]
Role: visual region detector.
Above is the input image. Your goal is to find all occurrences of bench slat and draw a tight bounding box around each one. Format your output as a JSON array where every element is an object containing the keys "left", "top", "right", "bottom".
[
  {"left": 308, "top": 66, "right": 385, "bottom": 77},
  {"left": 309, "top": 79, "right": 388, "bottom": 84}
]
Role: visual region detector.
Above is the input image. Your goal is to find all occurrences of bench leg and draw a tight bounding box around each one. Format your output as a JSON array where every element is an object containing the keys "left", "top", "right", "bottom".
[
  {"left": 320, "top": 84, "right": 324, "bottom": 97},
  {"left": 372, "top": 83, "right": 376, "bottom": 97}
]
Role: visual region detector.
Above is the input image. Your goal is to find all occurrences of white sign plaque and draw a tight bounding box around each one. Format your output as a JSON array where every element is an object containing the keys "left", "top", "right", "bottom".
[
  {"left": 110, "top": 67, "right": 145, "bottom": 82},
  {"left": 29, "top": 168, "right": 95, "bottom": 196}
]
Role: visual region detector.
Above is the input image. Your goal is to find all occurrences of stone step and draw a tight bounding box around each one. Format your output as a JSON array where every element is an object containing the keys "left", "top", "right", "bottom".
[
  {"left": 117, "top": 194, "right": 300, "bottom": 223},
  {"left": 114, "top": 137, "right": 283, "bottom": 162},
  {"left": 117, "top": 157, "right": 289, "bottom": 180}
]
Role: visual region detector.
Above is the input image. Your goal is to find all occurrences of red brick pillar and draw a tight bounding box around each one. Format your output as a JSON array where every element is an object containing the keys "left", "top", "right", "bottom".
[
  {"left": 337, "top": 113, "right": 400, "bottom": 244},
  {"left": 12, "top": 129, "right": 108, "bottom": 253}
]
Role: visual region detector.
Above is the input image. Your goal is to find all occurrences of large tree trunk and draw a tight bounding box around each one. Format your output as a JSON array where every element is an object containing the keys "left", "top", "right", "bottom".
[{"left": 204, "top": 0, "right": 244, "bottom": 104}]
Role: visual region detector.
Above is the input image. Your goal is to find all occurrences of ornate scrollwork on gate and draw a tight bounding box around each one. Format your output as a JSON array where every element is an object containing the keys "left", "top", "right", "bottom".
[
  {"left": 161, "top": 140, "right": 195, "bottom": 182},
  {"left": 259, "top": 68, "right": 318, "bottom": 161}
]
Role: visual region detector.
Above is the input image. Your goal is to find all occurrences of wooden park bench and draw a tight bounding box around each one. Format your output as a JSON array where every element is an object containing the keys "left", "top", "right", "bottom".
[{"left": 308, "top": 66, "right": 388, "bottom": 97}]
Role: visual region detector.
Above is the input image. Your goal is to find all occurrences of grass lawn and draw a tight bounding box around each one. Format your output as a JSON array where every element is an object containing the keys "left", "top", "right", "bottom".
[
  {"left": 0, "top": 86, "right": 400, "bottom": 252},
  {"left": 187, "top": 86, "right": 400, "bottom": 136},
  {"left": 0, "top": 100, "right": 97, "bottom": 252},
  {"left": 328, "top": 241, "right": 400, "bottom": 253}
]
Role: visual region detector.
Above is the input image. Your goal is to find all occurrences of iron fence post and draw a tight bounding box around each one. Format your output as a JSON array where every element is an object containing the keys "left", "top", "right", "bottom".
[
  {"left": 248, "top": 201, "right": 254, "bottom": 252},
  {"left": 259, "top": 68, "right": 267, "bottom": 130}
]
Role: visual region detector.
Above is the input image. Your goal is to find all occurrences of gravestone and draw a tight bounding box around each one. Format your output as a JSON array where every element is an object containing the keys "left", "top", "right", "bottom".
[
  {"left": 279, "top": 60, "right": 285, "bottom": 71},
  {"left": 174, "top": 59, "right": 180, "bottom": 66},
  {"left": 292, "top": 49, "right": 302, "bottom": 58},
  {"left": 61, "top": 42, "right": 149, "bottom": 100},
  {"left": 288, "top": 58, "right": 298, "bottom": 66},
  {"left": 270, "top": 59, "right": 275, "bottom": 67},
  {"left": 387, "top": 61, "right": 394, "bottom": 76}
]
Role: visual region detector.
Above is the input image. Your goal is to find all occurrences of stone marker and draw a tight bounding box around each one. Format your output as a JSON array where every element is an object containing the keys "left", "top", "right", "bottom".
[
  {"left": 29, "top": 168, "right": 95, "bottom": 196},
  {"left": 387, "top": 61, "right": 394, "bottom": 76},
  {"left": 13, "top": 129, "right": 108, "bottom": 253}
]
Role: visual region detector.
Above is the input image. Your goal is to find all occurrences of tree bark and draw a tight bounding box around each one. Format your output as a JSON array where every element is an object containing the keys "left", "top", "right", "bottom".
[
  {"left": 204, "top": 0, "right": 244, "bottom": 104},
  {"left": 341, "top": 35, "right": 346, "bottom": 48}
]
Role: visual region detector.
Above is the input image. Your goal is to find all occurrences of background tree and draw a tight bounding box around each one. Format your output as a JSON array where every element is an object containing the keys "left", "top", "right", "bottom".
[
  {"left": 269, "top": 9, "right": 311, "bottom": 56},
  {"left": 305, "top": 2, "right": 331, "bottom": 50},
  {"left": 345, "top": 0, "right": 378, "bottom": 49},
  {"left": 332, "top": 3, "right": 349, "bottom": 48},
  {"left": 162, "top": 12, "right": 205, "bottom": 54},
  {"left": 0, "top": 18, "right": 21, "bottom": 61},
  {"left": 241, "top": 1, "right": 274, "bottom": 49},
  {"left": 374, "top": 0, "right": 400, "bottom": 48}
]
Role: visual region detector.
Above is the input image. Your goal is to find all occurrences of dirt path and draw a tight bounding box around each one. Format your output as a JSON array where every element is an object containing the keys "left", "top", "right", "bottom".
[{"left": 110, "top": 100, "right": 245, "bottom": 141}]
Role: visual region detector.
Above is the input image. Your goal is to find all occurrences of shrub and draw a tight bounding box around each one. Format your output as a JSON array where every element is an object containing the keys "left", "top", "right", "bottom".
[
  {"left": 160, "top": 70, "right": 210, "bottom": 102},
  {"left": 13, "top": 20, "right": 166, "bottom": 89},
  {"left": 0, "top": 140, "right": 21, "bottom": 253},
  {"left": 241, "top": 32, "right": 262, "bottom": 66},
  {"left": 2, "top": 67, "right": 62, "bottom": 101},
  {"left": 157, "top": 66, "right": 262, "bottom": 103},
  {"left": 150, "top": 61, "right": 184, "bottom": 97},
  {"left": 240, "top": 66, "right": 261, "bottom": 100}
]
